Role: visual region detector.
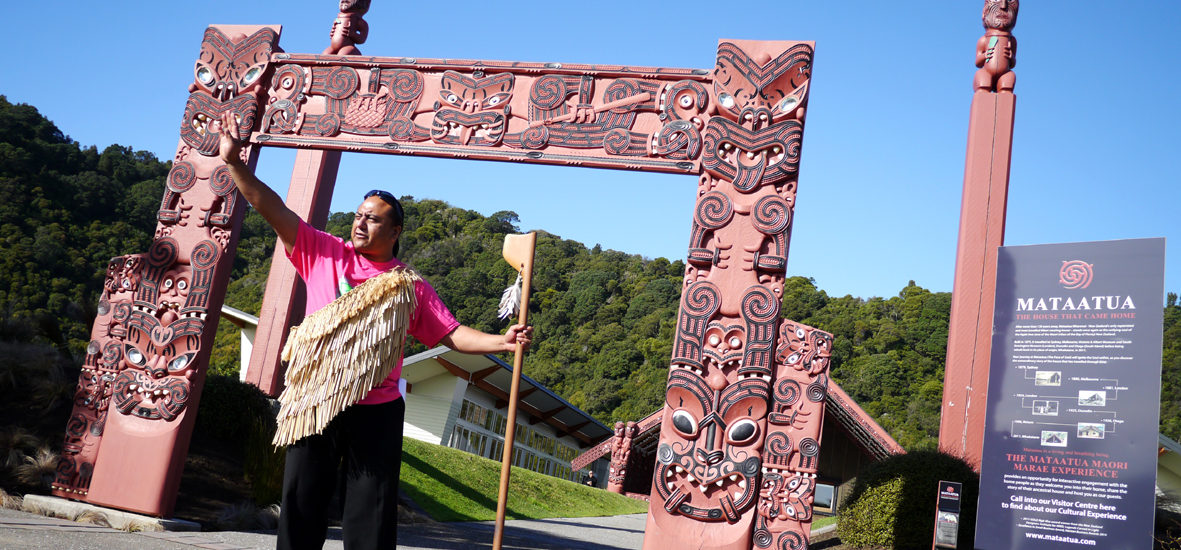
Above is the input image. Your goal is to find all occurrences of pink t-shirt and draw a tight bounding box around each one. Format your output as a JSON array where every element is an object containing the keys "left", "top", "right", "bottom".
[{"left": 286, "top": 220, "right": 459, "bottom": 404}]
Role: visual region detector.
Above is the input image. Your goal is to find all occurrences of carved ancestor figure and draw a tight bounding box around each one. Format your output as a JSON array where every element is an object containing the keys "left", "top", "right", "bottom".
[
  {"left": 607, "top": 421, "right": 638, "bottom": 493},
  {"left": 974, "top": 0, "right": 1019, "bottom": 92},
  {"left": 324, "top": 0, "right": 370, "bottom": 55}
]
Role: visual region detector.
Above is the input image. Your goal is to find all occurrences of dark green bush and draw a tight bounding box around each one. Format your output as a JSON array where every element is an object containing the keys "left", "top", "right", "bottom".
[
  {"left": 836, "top": 450, "right": 978, "bottom": 549},
  {"left": 194, "top": 374, "right": 274, "bottom": 444}
]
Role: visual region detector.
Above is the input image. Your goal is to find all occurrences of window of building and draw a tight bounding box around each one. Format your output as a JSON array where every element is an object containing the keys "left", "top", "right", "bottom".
[{"left": 452, "top": 399, "right": 583, "bottom": 483}]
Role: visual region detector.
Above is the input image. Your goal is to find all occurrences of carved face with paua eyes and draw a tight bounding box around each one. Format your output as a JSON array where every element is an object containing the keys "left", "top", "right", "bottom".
[
  {"left": 109, "top": 306, "right": 202, "bottom": 422},
  {"left": 653, "top": 367, "right": 767, "bottom": 523},
  {"left": 431, "top": 72, "right": 513, "bottom": 146}
]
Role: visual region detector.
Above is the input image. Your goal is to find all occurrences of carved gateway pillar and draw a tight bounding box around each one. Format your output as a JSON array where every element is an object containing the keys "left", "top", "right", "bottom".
[
  {"left": 51, "top": 25, "right": 281, "bottom": 516},
  {"left": 644, "top": 40, "right": 832, "bottom": 550}
]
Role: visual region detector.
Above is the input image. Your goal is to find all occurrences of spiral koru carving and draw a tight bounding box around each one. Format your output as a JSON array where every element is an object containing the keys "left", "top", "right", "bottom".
[
  {"left": 774, "top": 378, "right": 801, "bottom": 408},
  {"left": 778, "top": 531, "right": 806, "bottom": 550},
  {"left": 765, "top": 432, "right": 793, "bottom": 460},
  {"left": 314, "top": 113, "right": 342, "bottom": 137},
  {"left": 752, "top": 195, "right": 792, "bottom": 235},
  {"left": 263, "top": 99, "right": 300, "bottom": 134},
  {"left": 806, "top": 376, "right": 828, "bottom": 404},
  {"left": 742, "top": 286, "right": 779, "bottom": 324},
  {"left": 602, "top": 128, "right": 632, "bottom": 155},
  {"left": 672, "top": 281, "right": 720, "bottom": 369},
  {"left": 167, "top": 162, "right": 197, "bottom": 193},
  {"left": 521, "top": 127, "right": 549, "bottom": 150},
  {"left": 390, "top": 69, "right": 424, "bottom": 101},
  {"left": 100, "top": 341, "right": 123, "bottom": 371},
  {"left": 321, "top": 67, "right": 360, "bottom": 100},
  {"left": 653, "top": 120, "right": 702, "bottom": 160},
  {"left": 695, "top": 191, "right": 733, "bottom": 229},
  {"left": 530, "top": 75, "right": 567, "bottom": 110}
]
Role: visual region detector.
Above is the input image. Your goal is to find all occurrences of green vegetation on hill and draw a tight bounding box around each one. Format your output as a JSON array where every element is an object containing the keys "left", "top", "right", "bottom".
[
  {"left": 400, "top": 437, "right": 647, "bottom": 521},
  {"left": 2, "top": 95, "right": 1180, "bottom": 452}
]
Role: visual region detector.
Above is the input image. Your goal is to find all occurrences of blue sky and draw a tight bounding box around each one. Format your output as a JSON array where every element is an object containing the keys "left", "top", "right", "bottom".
[{"left": 2, "top": 1, "right": 1177, "bottom": 300}]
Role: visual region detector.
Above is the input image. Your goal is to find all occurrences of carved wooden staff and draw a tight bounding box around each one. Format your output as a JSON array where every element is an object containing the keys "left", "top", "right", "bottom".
[{"left": 492, "top": 232, "right": 536, "bottom": 550}]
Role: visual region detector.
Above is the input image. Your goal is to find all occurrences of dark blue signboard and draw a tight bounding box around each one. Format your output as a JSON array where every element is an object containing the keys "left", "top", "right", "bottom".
[{"left": 976, "top": 238, "right": 1165, "bottom": 549}]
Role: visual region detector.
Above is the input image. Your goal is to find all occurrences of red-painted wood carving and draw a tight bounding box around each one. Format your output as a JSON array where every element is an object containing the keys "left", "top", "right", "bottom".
[
  {"left": 643, "top": 40, "right": 826, "bottom": 550},
  {"left": 52, "top": 24, "right": 280, "bottom": 517},
  {"left": 607, "top": 421, "right": 637, "bottom": 494},
  {"left": 940, "top": 0, "right": 1019, "bottom": 466},
  {"left": 56, "top": 6, "right": 831, "bottom": 546}
]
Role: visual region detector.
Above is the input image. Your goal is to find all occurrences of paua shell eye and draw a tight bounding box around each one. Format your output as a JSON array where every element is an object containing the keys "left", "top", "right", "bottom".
[
  {"left": 197, "top": 66, "right": 214, "bottom": 85},
  {"left": 672, "top": 410, "right": 698, "bottom": 436},
  {"left": 126, "top": 345, "right": 146, "bottom": 367},
  {"left": 728, "top": 419, "right": 758, "bottom": 443},
  {"left": 718, "top": 92, "right": 735, "bottom": 109},
  {"left": 169, "top": 353, "right": 195, "bottom": 372},
  {"left": 241, "top": 65, "right": 263, "bottom": 87}
]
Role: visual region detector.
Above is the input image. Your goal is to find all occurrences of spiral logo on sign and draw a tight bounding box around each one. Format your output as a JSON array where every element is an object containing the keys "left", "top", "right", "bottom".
[{"left": 1059, "top": 260, "right": 1093, "bottom": 289}]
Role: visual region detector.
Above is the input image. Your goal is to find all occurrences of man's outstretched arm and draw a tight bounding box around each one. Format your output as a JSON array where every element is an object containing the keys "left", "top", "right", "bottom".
[
  {"left": 218, "top": 111, "right": 301, "bottom": 254},
  {"left": 441, "top": 324, "right": 533, "bottom": 355}
]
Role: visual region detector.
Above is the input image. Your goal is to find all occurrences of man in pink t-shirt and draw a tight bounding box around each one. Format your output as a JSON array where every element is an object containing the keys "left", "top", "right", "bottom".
[{"left": 220, "top": 112, "right": 531, "bottom": 550}]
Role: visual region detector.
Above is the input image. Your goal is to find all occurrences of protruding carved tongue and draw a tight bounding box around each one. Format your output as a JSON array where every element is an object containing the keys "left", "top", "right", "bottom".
[
  {"left": 731, "top": 150, "right": 766, "bottom": 192},
  {"left": 664, "top": 487, "right": 687, "bottom": 513},
  {"left": 720, "top": 493, "right": 740, "bottom": 523}
]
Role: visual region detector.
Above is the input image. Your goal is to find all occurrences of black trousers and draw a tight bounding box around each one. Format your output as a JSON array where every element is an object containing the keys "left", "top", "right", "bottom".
[{"left": 277, "top": 398, "right": 405, "bottom": 550}]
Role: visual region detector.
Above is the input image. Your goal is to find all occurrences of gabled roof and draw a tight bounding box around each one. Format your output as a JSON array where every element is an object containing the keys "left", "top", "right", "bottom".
[
  {"left": 569, "top": 378, "right": 904, "bottom": 469},
  {"left": 402, "top": 346, "right": 612, "bottom": 447}
]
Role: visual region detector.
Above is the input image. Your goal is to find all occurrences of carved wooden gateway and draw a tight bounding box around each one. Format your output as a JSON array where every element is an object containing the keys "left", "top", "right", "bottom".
[{"left": 53, "top": 7, "right": 832, "bottom": 549}]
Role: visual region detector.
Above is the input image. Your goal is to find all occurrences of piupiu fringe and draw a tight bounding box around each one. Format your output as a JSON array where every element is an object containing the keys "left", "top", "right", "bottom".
[{"left": 272, "top": 267, "right": 420, "bottom": 447}]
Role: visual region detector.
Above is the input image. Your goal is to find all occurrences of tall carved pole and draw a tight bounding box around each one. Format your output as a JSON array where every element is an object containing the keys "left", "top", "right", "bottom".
[
  {"left": 939, "top": 0, "right": 1019, "bottom": 466},
  {"left": 246, "top": 0, "right": 370, "bottom": 395},
  {"left": 52, "top": 25, "right": 282, "bottom": 516},
  {"left": 643, "top": 40, "right": 833, "bottom": 550}
]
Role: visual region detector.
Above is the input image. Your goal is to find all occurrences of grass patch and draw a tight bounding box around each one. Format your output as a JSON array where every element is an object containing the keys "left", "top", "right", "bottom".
[
  {"left": 812, "top": 514, "right": 838, "bottom": 530},
  {"left": 399, "top": 437, "right": 647, "bottom": 522}
]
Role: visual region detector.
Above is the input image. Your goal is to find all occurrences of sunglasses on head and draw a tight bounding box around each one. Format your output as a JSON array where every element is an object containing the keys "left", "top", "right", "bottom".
[{"left": 364, "top": 189, "right": 404, "bottom": 225}]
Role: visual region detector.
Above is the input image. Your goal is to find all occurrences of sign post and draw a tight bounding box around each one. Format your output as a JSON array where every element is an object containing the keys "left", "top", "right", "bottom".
[
  {"left": 934, "top": 480, "right": 962, "bottom": 549},
  {"left": 975, "top": 238, "right": 1166, "bottom": 549}
]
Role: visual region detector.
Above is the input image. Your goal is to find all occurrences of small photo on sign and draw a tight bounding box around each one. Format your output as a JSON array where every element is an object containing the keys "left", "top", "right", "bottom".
[
  {"left": 1041, "top": 430, "right": 1068, "bottom": 447},
  {"left": 1077, "top": 422, "right": 1106, "bottom": 439},
  {"left": 1034, "top": 371, "right": 1061, "bottom": 386},
  {"left": 1078, "top": 390, "right": 1107, "bottom": 407},
  {"left": 1032, "top": 400, "right": 1058, "bottom": 416}
]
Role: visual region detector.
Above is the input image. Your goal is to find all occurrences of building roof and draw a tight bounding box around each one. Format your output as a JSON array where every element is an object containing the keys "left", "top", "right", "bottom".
[
  {"left": 569, "top": 377, "right": 904, "bottom": 470},
  {"left": 402, "top": 346, "right": 612, "bottom": 447},
  {"left": 219, "top": 304, "right": 259, "bottom": 328}
]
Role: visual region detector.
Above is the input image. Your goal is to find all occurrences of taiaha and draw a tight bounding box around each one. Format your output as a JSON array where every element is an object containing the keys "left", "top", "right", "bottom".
[{"left": 491, "top": 232, "right": 536, "bottom": 550}]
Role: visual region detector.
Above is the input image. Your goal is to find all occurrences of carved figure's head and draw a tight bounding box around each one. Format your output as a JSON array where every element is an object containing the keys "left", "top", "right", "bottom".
[
  {"left": 431, "top": 72, "right": 513, "bottom": 146},
  {"left": 340, "top": 0, "right": 370, "bottom": 14},
  {"left": 983, "top": 0, "right": 1019, "bottom": 31},
  {"left": 713, "top": 42, "right": 812, "bottom": 127},
  {"left": 111, "top": 305, "right": 202, "bottom": 422}
]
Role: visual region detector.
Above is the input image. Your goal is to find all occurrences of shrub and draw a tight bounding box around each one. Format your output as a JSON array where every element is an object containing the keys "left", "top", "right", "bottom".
[
  {"left": 194, "top": 374, "right": 274, "bottom": 444},
  {"left": 836, "top": 450, "right": 978, "bottom": 549}
]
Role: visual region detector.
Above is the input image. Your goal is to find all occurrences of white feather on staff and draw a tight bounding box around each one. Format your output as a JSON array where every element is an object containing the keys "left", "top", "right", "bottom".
[
  {"left": 272, "top": 267, "right": 420, "bottom": 447},
  {"left": 497, "top": 273, "right": 522, "bottom": 320}
]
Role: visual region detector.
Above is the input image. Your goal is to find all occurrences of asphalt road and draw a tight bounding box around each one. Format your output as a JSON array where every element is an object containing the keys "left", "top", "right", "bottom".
[{"left": 0, "top": 507, "right": 647, "bottom": 550}]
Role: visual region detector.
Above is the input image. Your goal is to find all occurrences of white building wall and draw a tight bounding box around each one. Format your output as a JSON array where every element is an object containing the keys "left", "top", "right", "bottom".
[{"left": 403, "top": 373, "right": 464, "bottom": 444}]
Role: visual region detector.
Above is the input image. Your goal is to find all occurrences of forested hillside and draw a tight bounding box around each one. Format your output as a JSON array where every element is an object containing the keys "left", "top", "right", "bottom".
[{"left": 3, "top": 95, "right": 1178, "bottom": 451}]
